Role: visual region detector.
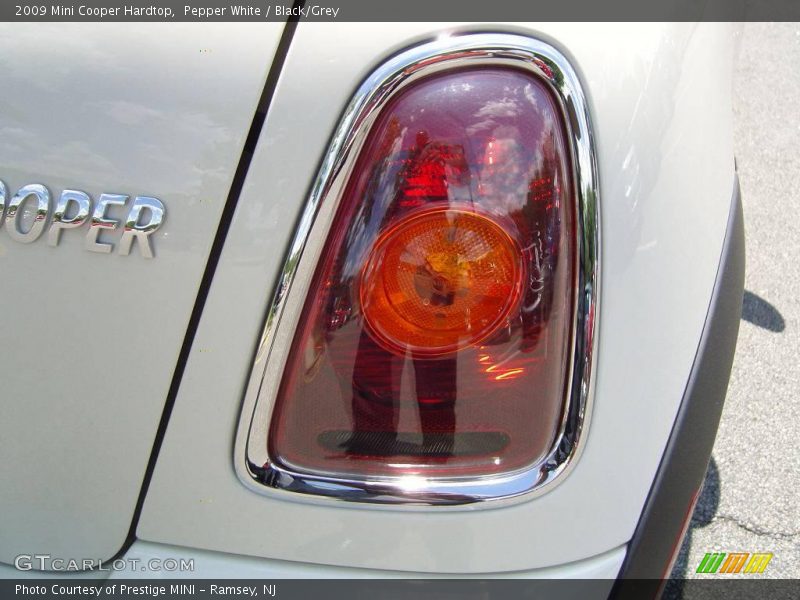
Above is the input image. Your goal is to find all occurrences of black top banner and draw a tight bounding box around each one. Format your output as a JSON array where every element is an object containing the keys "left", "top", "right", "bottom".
[{"left": 2, "top": 0, "right": 800, "bottom": 22}]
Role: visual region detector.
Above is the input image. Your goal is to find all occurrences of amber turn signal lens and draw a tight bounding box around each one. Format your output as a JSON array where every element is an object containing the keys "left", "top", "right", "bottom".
[{"left": 360, "top": 206, "right": 523, "bottom": 357}]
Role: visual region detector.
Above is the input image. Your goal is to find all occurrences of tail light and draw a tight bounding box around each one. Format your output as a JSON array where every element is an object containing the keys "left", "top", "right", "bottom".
[{"left": 238, "top": 34, "right": 599, "bottom": 505}]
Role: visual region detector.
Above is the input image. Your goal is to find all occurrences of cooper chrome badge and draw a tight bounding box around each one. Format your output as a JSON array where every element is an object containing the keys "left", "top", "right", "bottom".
[{"left": 0, "top": 180, "right": 165, "bottom": 258}]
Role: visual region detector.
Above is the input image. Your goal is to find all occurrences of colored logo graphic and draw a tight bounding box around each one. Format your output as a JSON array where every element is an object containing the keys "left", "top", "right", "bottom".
[{"left": 696, "top": 552, "right": 773, "bottom": 574}]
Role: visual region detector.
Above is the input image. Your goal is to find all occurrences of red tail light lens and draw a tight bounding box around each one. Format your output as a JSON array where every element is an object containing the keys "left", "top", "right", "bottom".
[{"left": 267, "top": 66, "right": 576, "bottom": 481}]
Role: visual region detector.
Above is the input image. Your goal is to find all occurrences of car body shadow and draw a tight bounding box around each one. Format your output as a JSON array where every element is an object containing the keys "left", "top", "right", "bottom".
[{"left": 741, "top": 290, "right": 785, "bottom": 332}]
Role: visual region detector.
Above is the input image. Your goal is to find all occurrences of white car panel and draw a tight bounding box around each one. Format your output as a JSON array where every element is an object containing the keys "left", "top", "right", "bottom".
[
  {"left": 0, "top": 23, "right": 283, "bottom": 564},
  {"left": 111, "top": 541, "right": 627, "bottom": 580},
  {"left": 138, "top": 22, "right": 734, "bottom": 573},
  {"left": 0, "top": 541, "right": 625, "bottom": 581}
]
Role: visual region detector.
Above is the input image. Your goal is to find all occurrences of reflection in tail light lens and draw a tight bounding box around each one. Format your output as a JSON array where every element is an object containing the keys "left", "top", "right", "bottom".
[{"left": 269, "top": 67, "right": 575, "bottom": 480}]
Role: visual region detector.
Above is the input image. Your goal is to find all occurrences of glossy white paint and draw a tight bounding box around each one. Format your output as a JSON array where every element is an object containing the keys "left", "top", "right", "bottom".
[
  {"left": 110, "top": 541, "right": 626, "bottom": 580},
  {"left": 0, "top": 23, "right": 283, "bottom": 564},
  {"left": 138, "top": 22, "right": 735, "bottom": 573}
]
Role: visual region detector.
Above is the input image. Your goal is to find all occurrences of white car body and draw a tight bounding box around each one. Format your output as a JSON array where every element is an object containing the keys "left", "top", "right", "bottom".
[{"left": 0, "top": 21, "right": 740, "bottom": 586}]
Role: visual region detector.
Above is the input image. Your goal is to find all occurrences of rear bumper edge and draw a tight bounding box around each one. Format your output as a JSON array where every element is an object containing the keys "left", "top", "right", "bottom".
[{"left": 611, "top": 174, "right": 745, "bottom": 591}]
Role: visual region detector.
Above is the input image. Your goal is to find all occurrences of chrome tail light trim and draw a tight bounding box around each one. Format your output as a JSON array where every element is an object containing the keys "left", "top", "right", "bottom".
[{"left": 235, "top": 32, "right": 600, "bottom": 508}]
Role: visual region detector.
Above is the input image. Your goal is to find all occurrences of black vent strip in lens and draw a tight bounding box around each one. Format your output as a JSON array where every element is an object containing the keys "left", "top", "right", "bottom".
[
  {"left": 111, "top": 9, "right": 304, "bottom": 565},
  {"left": 318, "top": 430, "right": 510, "bottom": 458}
]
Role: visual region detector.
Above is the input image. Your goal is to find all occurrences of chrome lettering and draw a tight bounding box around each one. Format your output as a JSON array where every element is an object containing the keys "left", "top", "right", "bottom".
[
  {"left": 85, "top": 193, "right": 128, "bottom": 254},
  {"left": 118, "top": 196, "right": 165, "bottom": 259},
  {"left": 5, "top": 184, "right": 50, "bottom": 243},
  {"left": 0, "top": 180, "right": 165, "bottom": 257},
  {"left": 47, "top": 189, "right": 91, "bottom": 247}
]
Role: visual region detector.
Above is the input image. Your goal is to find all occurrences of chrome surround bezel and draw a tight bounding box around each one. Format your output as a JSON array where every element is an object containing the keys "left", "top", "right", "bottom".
[{"left": 235, "top": 33, "right": 600, "bottom": 508}]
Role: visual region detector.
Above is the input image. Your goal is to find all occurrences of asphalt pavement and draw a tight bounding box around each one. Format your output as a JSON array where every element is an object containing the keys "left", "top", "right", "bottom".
[{"left": 668, "top": 23, "right": 800, "bottom": 582}]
